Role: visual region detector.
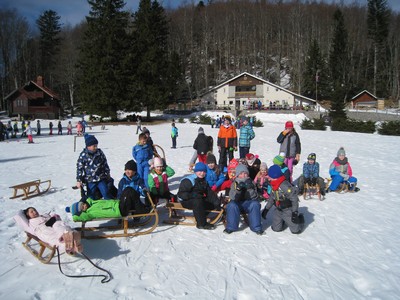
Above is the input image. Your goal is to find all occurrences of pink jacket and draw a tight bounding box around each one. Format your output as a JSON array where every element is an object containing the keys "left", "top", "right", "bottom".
[{"left": 29, "top": 214, "right": 71, "bottom": 247}]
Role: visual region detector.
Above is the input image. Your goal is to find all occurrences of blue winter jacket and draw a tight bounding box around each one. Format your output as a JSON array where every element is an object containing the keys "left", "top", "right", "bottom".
[
  {"left": 206, "top": 166, "right": 225, "bottom": 188},
  {"left": 132, "top": 143, "right": 153, "bottom": 164},
  {"left": 303, "top": 162, "right": 320, "bottom": 179},
  {"left": 76, "top": 148, "right": 110, "bottom": 183},
  {"left": 117, "top": 173, "right": 145, "bottom": 199},
  {"left": 239, "top": 124, "right": 255, "bottom": 147}
]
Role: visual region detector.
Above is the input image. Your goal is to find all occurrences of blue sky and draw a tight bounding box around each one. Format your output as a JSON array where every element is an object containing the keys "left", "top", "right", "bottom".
[{"left": 2, "top": 0, "right": 400, "bottom": 27}]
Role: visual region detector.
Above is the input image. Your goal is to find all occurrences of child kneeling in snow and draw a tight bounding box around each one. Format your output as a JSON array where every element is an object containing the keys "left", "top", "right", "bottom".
[
  {"left": 21, "top": 207, "right": 82, "bottom": 254},
  {"left": 66, "top": 187, "right": 150, "bottom": 222}
]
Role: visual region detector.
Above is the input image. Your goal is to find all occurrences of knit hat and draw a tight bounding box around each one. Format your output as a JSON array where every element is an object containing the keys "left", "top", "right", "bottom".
[
  {"left": 285, "top": 121, "right": 294, "bottom": 129},
  {"left": 206, "top": 154, "right": 217, "bottom": 164},
  {"left": 125, "top": 160, "right": 137, "bottom": 171},
  {"left": 241, "top": 116, "right": 249, "bottom": 122},
  {"left": 65, "top": 202, "right": 84, "bottom": 216},
  {"left": 84, "top": 134, "right": 98, "bottom": 147},
  {"left": 228, "top": 158, "right": 239, "bottom": 171},
  {"left": 273, "top": 155, "right": 285, "bottom": 166},
  {"left": 193, "top": 162, "right": 207, "bottom": 172},
  {"left": 225, "top": 115, "right": 232, "bottom": 122},
  {"left": 154, "top": 157, "right": 164, "bottom": 168},
  {"left": 268, "top": 165, "right": 283, "bottom": 179},
  {"left": 246, "top": 153, "right": 257, "bottom": 166},
  {"left": 235, "top": 164, "right": 249, "bottom": 176},
  {"left": 307, "top": 153, "right": 316, "bottom": 161},
  {"left": 198, "top": 127, "right": 204, "bottom": 134},
  {"left": 337, "top": 147, "right": 346, "bottom": 157},
  {"left": 260, "top": 162, "right": 268, "bottom": 171}
]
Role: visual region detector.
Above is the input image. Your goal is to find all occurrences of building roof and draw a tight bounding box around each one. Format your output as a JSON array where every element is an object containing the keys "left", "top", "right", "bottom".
[
  {"left": 4, "top": 79, "right": 60, "bottom": 101},
  {"left": 351, "top": 90, "right": 377, "bottom": 101},
  {"left": 205, "top": 72, "right": 316, "bottom": 103}
]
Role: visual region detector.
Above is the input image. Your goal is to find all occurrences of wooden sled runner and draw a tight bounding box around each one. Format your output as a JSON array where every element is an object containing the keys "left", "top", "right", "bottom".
[
  {"left": 153, "top": 144, "right": 165, "bottom": 160},
  {"left": 22, "top": 232, "right": 56, "bottom": 264},
  {"left": 164, "top": 201, "right": 224, "bottom": 226},
  {"left": 10, "top": 179, "right": 51, "bottom": 200},
  {"left": 76, "top": 193, "right": 159, "bottom": 239},
  {"left": 303, "top": 183, "right": 322, "bottom": 200}
]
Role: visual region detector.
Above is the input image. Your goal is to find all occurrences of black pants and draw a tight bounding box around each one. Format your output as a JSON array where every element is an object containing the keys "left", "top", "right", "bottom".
[
  {"left": 119, "top": 187, "right": 150, "bottom": 216},
  {"left": 181, "top": 195, "right": 218, "bottom": 227},
  {"left": 219, "top": 147, "right": 234, "bottom": 169}
]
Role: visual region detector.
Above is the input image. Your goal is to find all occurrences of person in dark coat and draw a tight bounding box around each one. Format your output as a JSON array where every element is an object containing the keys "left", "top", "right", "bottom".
[
  {"left": 262, "top": 165, "right": 304, "bottom": 234},
  {"left": 177, "top": 162, "right": 220, "bottom": 230},
  {"left": 193, "top": 127, "right": 213, "bottom": 164},
  {"left": 277, "top": 120, "right": 301, "bottom": 181}
]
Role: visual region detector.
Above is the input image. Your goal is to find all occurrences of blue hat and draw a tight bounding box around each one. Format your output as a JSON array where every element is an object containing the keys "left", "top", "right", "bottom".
[
  {"left": 193, "top": 162, "right": 207, "bottom": 172},
  {"left": 84, "top": 134, "right": 98, "bottom": 147},
  {"left": 65, "top": 202, "right": 84, "bottom": 216},
  {"left": 268, "top": 165, "right": 283, "bottom": 179}
]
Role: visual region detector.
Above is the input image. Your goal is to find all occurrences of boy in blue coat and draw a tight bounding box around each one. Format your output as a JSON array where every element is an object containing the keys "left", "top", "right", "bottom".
[
  {"left": 132, "top": 133, "right": 153, "bottom": 188},
  {"left": 117, "top": 160, "right": 146, "bottom": 199},
  {"left": 297, "top": 153, "right": 325, "bottom": 196}
]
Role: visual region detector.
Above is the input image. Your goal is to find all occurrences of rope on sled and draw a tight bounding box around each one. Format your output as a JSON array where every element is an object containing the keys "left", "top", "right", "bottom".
[{"left": 56, "top": 248, "right": 112, "bottom": 283}]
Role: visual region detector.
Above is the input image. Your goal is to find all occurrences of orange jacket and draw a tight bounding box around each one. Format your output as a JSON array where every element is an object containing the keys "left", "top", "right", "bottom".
[{"left": 217, "top": 125, "right": 237, "bottom": 148}]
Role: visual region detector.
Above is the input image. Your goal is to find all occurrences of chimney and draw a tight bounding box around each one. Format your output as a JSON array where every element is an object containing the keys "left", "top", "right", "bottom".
[{"left": 36, "top": 76, "right": 44, "bottom": 87}]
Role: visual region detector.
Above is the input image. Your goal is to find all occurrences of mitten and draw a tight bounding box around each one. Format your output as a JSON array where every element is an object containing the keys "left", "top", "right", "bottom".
[
  {"left": 261, "top": 208, "right": 269, "bottom": 219},
  {"left": 311, "top": 177, "right": 317, "bottom": 185},
  {"left": 236, "top": 182, "right": 246, "bottom": 191},
  {"left": 340, "top": 173, "right": 349, "bottom": 181},
  {"left": 305, "top": 177, "right": 312, "bottom": 185},
  {"left": 211, "top": 185, "right": 218, "bottom": 192},
  {"left": 45, "top": 216, "right": 57, "bottom": 227},
  {"left": 291, "top": 211, "right": 300, "bottom": 224}
]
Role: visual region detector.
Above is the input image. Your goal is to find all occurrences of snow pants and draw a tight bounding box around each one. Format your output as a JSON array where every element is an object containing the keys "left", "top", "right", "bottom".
[
  {"left": 225, "top": 200, "right": 262, "bottom": 232},
  {"left": 271, "top": 207, "right": 303, "bottom": 234},
  {"left": 180, "top": 195, "right": 218, "bottom": 227},
  {"left": 329, "top": 175, "right": 357, "bottom": 192}
]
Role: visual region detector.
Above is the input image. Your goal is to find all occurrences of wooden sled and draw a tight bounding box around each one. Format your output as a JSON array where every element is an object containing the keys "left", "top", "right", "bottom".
[
  {"left": 164, "top": 201, "right": 224, "bottom": 226},
  {"left": 303, "top": 183, "right": 322, "bottom": 200},
  {"left": 9, "top": 179, "right": 51, "bottom": 200},
  {"left": 22, "top": 232, "right": 56, "bottom": 264},
  {"left": 325, "top": 178, "right": 352, "bottom": 194},
  {"left": 153, "top": 144, "right": 165, "bottom": 160},
  {"left": 76, "top": 193, "right": 159, "bottom": 239}
]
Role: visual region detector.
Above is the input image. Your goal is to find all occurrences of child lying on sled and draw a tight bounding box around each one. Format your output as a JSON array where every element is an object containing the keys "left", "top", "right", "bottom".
[
  {"left": 66, "top": 187, "right": 151, "bottom": 222},
  {"left": 15, "top": 207, "right": 82, "bottom": 254}
]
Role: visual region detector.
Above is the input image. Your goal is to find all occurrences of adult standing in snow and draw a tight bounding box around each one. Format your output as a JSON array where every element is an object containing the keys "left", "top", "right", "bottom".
[{"left": 276, "top": 120, "right": 301, "bottom": 181}]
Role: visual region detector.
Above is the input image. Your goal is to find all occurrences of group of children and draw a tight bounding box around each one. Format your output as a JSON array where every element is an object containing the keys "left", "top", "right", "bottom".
[{"left": 16, "top": 120, "right": 360, "bottom": 253}]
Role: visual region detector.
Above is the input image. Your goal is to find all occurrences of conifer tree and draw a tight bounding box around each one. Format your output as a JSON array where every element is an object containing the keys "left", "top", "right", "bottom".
[
  {"left": 328, "top": 9, "right": 348, "bottom": 120},
  {"left": 78, "top": 0, "right": 130, "bottom": 118},
  {"left": 367, "top": 0, "right": 390, "bottom": 96},
  {"left": 36, "top": 10, "right": 62, "bottom": 87},
  {"left": 129, "top": 0, "right": 179, "bottom": 118}
]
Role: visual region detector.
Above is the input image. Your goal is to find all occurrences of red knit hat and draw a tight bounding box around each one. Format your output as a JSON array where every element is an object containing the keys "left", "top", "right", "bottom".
[{"left": 285, "top": 121, "right": 294, "bottom": 129}]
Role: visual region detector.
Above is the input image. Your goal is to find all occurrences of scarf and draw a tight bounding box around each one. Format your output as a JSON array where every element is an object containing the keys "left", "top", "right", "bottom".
[
  {"left": 270, "top": 176, "right": 286, "bottom": 191},
  {"left": 335, "top": 157, "right": 348, "bottom": 165}
]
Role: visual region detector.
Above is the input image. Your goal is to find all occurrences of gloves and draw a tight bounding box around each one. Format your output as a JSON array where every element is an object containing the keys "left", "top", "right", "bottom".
[
  {"left": 340, "top": 173, "right": 349, "bottom": 181},
  {"left": 45, "top": 216, "right": 57, "bottom": 227},
  {"left": 305, "top": 178, "right": 312, "bottom": 185},
  {"left": 211, "top": 185, "right": 218, "bottom": 192},
  {"left": 236, "top": 182, "right": 246, "bottom": 191},
  {"left": 291, "top": 211, "right": 300, "bottom": 224},
  {"left": 261, "top": 208, "right": 269, "bottom": 219}
]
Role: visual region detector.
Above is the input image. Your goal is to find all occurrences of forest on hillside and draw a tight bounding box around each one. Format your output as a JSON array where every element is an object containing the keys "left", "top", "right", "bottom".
[{"left": 1, "top": 0, "right": 399, "bottom": 117}]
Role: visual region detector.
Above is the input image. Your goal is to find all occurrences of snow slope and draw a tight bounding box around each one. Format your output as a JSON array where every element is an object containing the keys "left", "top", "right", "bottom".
[{"left": 0, "top": 112, "right": 399, "bottom": 300}]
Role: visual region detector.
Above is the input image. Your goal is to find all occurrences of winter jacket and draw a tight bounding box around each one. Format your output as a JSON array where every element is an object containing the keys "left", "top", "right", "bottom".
[
  {"left": 239, "top": 124, "right": 255, "bottom": 147},
  {"left": 117, "top": 172, "right": 145, "bottom": 199},
  {"left": 29, "top": 214, "right": 72, "bottom": 247},
  {"left": 303, "top": 162, "right": 320, "bottom": 179},
  {"left": 277, "top": 130, "right": 301, "bottom": 158},
  {"left": 132, "top": 143, "right": 153, "bottom": 164},
  {"left": 148, "top": 165, "right": 175, "bottom": 196},
  {"left": 24, "top": 125, "right": 34, "bottom": 135},
  {"left": 265, "top": 177, "right": 299, "bottom": 212},
  {"left": 193, "top": 133, "right": 212, "bottom": 155},
  {"left": 171, "top": 126, "right": 178, "bottom": 138},
  {"left": 178, "top": 174, "right": 211, "bottom": 202},
  {"left": 76, "top": 148, "right": 110, "bottom": 183},
  {"left": 72, "top": 198, "right": 121, "bottom": 222},
  {"left": 217, "top": 124, "right": 237, "bottom": 148},
  {"left": 205, "top": 166, "right": 225, "bottom": 188},
  {"left": 329, "top": 158, "right": 353, "bottom": 180},
  {"left": 229, "top": 177, "right": 259, "bottom": 202}
]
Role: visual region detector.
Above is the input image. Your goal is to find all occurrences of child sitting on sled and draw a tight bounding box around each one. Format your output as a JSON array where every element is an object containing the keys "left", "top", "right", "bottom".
[
  {"left": 148, "top": 157, "right": 176, "bottom": 204},
  {"left": 253, "top": 162, "right": 270, "bottom": 200},
  {"left": 327, "top": 147, "right": 359, "bottom": 193},
  {"left": 296, "top": 153, "right": 326, "bottom": 196},
  {"left": 20, "top": 207, "right": 82, "bottom": 254}
]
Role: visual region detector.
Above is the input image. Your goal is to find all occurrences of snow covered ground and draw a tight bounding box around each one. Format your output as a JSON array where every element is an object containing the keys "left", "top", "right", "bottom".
[{"left": 1, "top": 112, "right": 399, "bottom": 300}]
